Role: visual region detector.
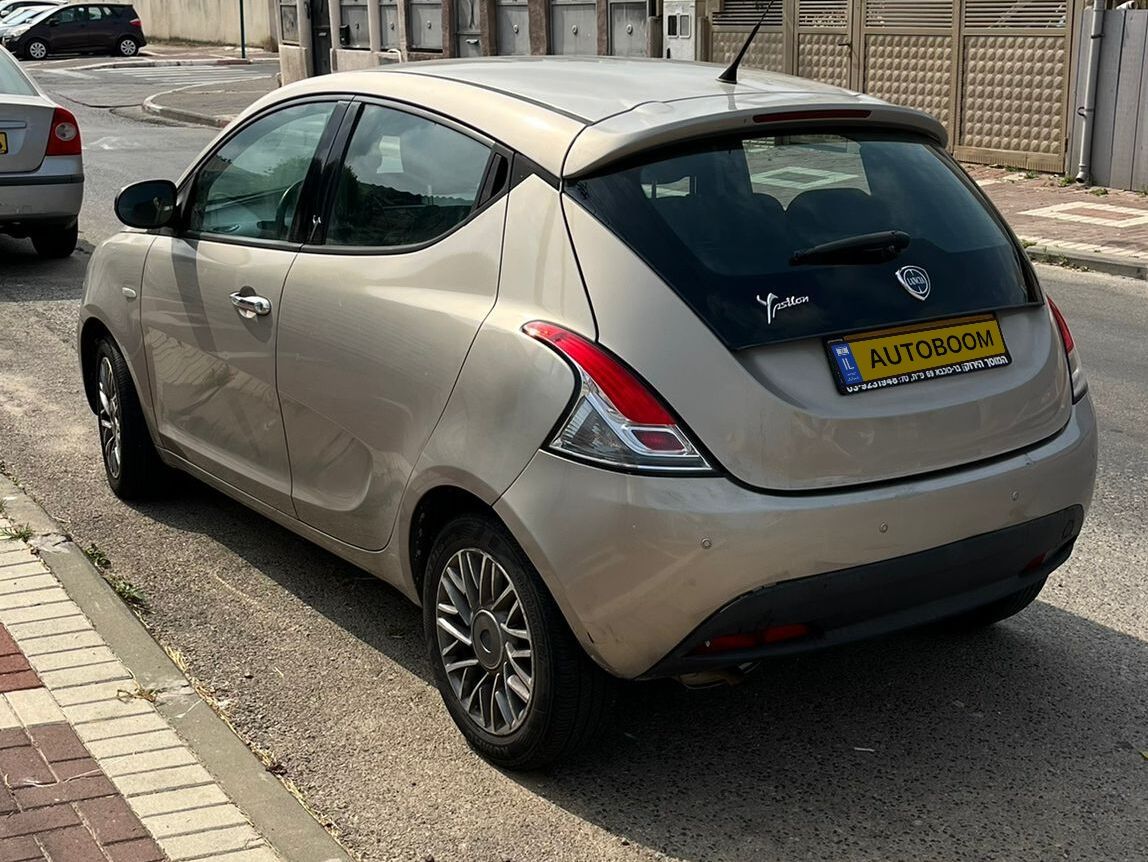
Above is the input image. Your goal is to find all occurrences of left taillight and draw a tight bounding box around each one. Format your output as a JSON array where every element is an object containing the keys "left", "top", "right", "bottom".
[
  {"left": 45, "top": 107, "right": 81, "bottom": 157},
  {"left": 1048, "top": 297, "right": 1086, "bottom": 402},
  {"left": 523, "top": 321, "right": 713, "bottom": 473}
]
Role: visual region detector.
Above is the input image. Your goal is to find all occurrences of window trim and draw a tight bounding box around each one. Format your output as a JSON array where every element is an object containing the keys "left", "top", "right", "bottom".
[
  {"left": 301, "top": 95, "right": 512, "bottom": 256},
  {"left": 169, "top": 97, "right": 350, "bottom": 252}
]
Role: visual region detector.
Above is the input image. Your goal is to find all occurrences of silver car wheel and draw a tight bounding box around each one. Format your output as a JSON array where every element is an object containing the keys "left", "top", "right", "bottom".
[
  {"left": 435, "top": 548, "right": 534, "bottom": 736},
  {"left": 28, "top": 41, "right": 47, "bottom": 59},
  {"left": 119, "top": 38, "right": 137, "bottom": 56},
  {"left": 97, "top": 356, "right": 122, "bottom": 480}
]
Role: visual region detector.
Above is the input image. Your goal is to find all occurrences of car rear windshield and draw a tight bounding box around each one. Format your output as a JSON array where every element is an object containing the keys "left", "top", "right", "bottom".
[
  {"left": 568, "top": 129, "right": 1037, "bottom": 350},
  {"left": 0, "top": 49, "right": 36, "bottom": 97}
]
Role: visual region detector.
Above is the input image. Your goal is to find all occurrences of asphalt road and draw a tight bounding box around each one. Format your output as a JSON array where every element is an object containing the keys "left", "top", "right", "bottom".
[{"left": 0, "top": 73, "right": 1145, "bottom": 862}]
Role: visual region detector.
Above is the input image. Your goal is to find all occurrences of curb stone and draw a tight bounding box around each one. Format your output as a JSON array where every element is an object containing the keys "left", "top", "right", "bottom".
[
  {"left": 142, "top": 86, "right": 235, "bottom": 128},
  {"left": 1024, "top": 243, "right": 1148, "bottom": 281},
  {"left": 72, "top": 57, "right": 278, "bottom": 70},
  {"left": 0, "top": 474, "right": 352, "bottom": 862}
]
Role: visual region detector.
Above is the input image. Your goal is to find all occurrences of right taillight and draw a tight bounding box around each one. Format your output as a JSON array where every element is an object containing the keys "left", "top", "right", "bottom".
[
  {"left": 523, "top": 321, "right": 713, "bottom": 473},
  {"left": 1048, "top": 298, "right": 1086, "bottom": 401},
  {"left": 44, "top": 107, "right": 81, "bottom": 157}
]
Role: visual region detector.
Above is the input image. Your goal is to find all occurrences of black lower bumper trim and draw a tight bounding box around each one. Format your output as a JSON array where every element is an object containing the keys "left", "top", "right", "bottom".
[{"left": 644, "top": 505, "right": 1084, "bottom": 678}]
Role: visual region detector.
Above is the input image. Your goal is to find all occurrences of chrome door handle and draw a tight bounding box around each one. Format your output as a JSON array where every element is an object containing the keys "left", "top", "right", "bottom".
[{"left": 230, "top": 291, "right": 272, "bottom": 319}]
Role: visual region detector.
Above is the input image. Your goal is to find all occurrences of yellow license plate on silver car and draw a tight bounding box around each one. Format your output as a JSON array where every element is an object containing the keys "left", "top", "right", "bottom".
[
  {"left": 826, "top": 314, "right": 1011, "bottom": 395},
  {"left": 0, "top": 132, "right": 7, "bottom": 155}
]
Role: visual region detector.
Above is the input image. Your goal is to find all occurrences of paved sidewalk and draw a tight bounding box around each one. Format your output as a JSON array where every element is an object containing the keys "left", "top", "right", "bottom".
[{"left": 0, "top": 483, "right": 349, "bottom": 862}]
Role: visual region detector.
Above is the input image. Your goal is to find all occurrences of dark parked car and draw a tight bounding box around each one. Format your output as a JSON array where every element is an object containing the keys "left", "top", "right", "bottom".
[{"left": 1, "top": 3, "right": 145, "bottom": 59}]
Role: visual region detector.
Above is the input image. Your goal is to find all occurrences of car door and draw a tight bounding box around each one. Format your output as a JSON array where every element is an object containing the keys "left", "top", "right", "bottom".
[
  {"left": 81, "top": 5, "right": 113, "bottom": 49},
  {"left": 140, "top": 99, "right": 344, "bottom": 514},
  {"left": 276, "top": 101, "right": 508, "bottom": 549},
  {"left": 44, "top": 5, "right": 85, "bottom": 50}
]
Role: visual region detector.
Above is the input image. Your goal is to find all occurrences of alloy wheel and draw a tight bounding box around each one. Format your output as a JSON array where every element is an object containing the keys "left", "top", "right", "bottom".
[
  {"left": 435, "top": 548, "right": 534, "bottom": 735},
  {"left": 96, "top": 356, "right": 122, "bottom": 480},
  {"left": 119, "top": 39, "right": 137, "bottom": 56},
  {"left": 28, "top": 41, "right": 47, "bottom": 59}
]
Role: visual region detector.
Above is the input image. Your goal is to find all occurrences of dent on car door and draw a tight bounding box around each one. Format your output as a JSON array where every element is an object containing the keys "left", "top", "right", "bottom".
[
  {"left": 276, "top": 102, "right": 507, "bottom": 550},
  {"left": 140, "top": 99, "right": 342, "bottom": 514}
]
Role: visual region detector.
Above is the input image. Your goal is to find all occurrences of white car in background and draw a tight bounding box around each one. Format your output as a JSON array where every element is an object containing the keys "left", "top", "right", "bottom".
[{"left": 0, "top": 43, "right": 82, "bottom": 257}]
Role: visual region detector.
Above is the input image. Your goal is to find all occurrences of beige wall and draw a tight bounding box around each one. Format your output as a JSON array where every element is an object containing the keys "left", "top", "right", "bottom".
[{"left": 133, "top": 0, "right": 276, "bottom": 46}]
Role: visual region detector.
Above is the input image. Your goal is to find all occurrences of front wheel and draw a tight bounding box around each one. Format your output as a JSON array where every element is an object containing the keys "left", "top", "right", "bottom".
[
  {"left": 423, "top": 514, "right": 614, "bottom": 770},
  {"left": 24, "top": 39, "right": 48, "bottom": 60},
  {"left": 93, "top": 338, "right": 167, "bottom": 500},
  {"left": 31, "top": 223, "right": 77, "bottom": 259},
  {"left": 116, "top": 37, "right": 140, "bottom": 57}
]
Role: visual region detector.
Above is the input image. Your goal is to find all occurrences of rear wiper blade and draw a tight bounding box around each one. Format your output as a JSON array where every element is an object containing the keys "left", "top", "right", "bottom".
[{"left": 790, "top": 230, "right": 911, "bottom": 266}]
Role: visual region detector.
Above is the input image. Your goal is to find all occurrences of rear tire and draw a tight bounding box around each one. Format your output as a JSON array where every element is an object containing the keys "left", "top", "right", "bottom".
[
  {"left": 92, "top": 337, "right": 167, "bottom": 500},
  {"left": 116, "top": 37, "right": 139, "bottom": 57},
  {"left": 423, "top": 513, "right": 615, "bottom": 770},
  {"left": 31, "top": 223, "right": 78, "bottom": 259},
  {"left": 943, "top": 577, "right": 1047, "bottom": 629},
  {"left": 24, "top": 39, "right": 48, "bottom": 60}
]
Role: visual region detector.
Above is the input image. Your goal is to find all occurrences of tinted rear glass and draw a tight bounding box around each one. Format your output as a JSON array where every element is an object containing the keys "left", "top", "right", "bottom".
[{"left": 568, "top": 130, "right": 1037, "bottom": 350}]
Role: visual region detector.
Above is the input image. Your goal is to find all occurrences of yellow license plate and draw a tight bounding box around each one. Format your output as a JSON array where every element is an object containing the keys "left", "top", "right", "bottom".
[
  {"left": 0, "top": 132, "right": 7, "bottom": 155},
  {"left": 826, "top": 314, "right": 1011, "bottom": 395}
]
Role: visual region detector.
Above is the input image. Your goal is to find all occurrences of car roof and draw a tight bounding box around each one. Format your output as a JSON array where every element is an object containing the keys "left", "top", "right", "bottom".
[{"left": 241, "top": 57, "right": 948, "bottom": 179}]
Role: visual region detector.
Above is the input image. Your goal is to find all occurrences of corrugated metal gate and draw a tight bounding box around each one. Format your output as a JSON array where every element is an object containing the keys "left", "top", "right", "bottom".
[{"left": 710, "top": 0, "right": 1079, "bottom": 171}]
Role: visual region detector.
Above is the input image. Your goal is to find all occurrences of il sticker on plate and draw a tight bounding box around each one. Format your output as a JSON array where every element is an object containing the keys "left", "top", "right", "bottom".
[
  {"left": 0, "top": 132, "right": 7, "bottom": 155},
  {"left": 826, "top": 314, "right": 1011, "bottom": 395}
]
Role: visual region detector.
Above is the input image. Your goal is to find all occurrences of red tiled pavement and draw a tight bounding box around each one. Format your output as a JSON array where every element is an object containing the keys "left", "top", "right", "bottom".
[
  {"left": 0, "top": 624, "right": 167, "bottom": 862},
  {"left": 967, "top": 166, "right": 1148, "bottom": 260}
]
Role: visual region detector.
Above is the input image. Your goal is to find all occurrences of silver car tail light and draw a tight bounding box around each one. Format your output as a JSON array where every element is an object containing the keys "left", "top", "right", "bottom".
[
  {"left": 1047, "top": 298, "right": 1087, "bottom": 402},
  {"left": 523, "top": 322, "right": 713, "bottom": 473}
]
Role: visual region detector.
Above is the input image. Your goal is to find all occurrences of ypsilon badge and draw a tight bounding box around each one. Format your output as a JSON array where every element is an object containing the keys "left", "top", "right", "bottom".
[{"left": 896, "top": 265, "right": 931, "bottom": 301}]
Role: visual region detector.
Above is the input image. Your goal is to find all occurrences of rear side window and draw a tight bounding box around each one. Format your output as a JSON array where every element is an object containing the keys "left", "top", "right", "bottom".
[
  {"left": 0, "top": 48, "right": 35, "bottom": 96},
  {"left": 570, "top": 130, "right": 1036, "bottom": 350},
  {"left": 326, "top": 103, "right": 491, "bottom": 248}
]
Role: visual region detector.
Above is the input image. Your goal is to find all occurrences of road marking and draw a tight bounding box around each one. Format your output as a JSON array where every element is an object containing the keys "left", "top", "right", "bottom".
[{"left": 37, "top": 68, "right": 94, "bottom": 79}]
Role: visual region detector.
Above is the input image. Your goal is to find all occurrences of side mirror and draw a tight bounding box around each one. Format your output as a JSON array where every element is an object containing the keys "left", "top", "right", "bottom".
[{"left": 115, "top": 179, "right": 177, "bottom": 229}]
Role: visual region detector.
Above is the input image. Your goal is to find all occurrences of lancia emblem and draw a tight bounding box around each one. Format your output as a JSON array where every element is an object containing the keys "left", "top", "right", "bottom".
[{"left": 896, "top": 266, "right": 931, "bottom": 301}]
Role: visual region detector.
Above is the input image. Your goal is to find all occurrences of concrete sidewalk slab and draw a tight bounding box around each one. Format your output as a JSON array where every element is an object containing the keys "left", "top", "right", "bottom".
[{"left": 0, "top": 476, "right": 351, "bottom": 862}]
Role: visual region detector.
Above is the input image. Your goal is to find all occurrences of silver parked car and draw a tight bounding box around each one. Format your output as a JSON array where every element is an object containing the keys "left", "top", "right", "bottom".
[
  {"left": 78, "top": 58, "right": 1097, "bottom": 769},
  {"left": 0, "top": 43, "right": 82, "bottom": 256}
]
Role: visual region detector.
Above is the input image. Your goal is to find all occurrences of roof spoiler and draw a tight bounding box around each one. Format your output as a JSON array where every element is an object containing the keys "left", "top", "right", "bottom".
[{"left": 563, "top": 98, "right": 949, "bottom": 179}]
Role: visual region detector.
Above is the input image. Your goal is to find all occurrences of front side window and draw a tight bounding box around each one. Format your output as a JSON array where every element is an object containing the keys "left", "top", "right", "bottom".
[
  {"left": 571, "top": 130, "right": 1036, "bottom": 350},
  {"left": 327, "top": 104, "right": 491, "bottom": 248},
  {"left": 186, "top": 102, "right": 335, "bottom": 241}
]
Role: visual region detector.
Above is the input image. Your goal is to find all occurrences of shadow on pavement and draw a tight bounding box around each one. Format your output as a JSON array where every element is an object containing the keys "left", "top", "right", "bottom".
[
  {"left": 0, "top": 235, "right": 91, "bottom": 301},
  {"left": 130, "top": 475, "right": 1148, "bottom": 862}
]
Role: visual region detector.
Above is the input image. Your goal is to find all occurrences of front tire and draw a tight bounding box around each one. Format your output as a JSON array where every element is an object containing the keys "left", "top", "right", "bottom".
[
  {"left": 423, "top": 514, "right": 614, "bottom": 770},
  {"left": 116, "top": 37, "right": 140, "bottom": 57},
  {"left": 93, "top": 338, "right": 167, "bottom": 500},
  {"left": 31, "top": 223, "right": 77, "bottom": 259},
  {"left": 24, "top": 39, "right": 48, "bottom": 60}
]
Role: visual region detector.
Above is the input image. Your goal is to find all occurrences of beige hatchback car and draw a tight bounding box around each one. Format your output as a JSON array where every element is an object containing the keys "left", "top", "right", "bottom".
[{"left": 79, "top": 57, "right": 1097, "bottom": 769}]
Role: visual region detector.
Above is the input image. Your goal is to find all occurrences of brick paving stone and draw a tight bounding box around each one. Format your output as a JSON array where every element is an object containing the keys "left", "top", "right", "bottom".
[
  {"left": 5, "top": 689, "right": 65, "bottom": 726},
  {"left": 128, "top": 784, "right": 230, "bottom": 818},
  {"left": 29, "top": 724, "right": 89, "bottom": 763},
  {"left": 13, "top": 774, "right": 117, "bottom": 810},
  {"left": 0, "top": 602, "right": 81, "bottom": 627},
  {"left": 0, "top": 835, "right": 43, "bottom": 862},
  {"left": 0, "top": 576, "right": 58, "bottom": 596},
  {"left": 76, "top": 713, "right": 169, "bottom": 742},
  {"left": 0, "top": 627, "right": 18, "bottom": 656},
  {"left": 0, "top": 745, "right": 55, "bottom": 788},
  {"left": 0, "top": 671, "right": 42, "bottom": 694},
  {"left": 0, "top": 727, "right": 29, "bottom": 748},
  {"left": 0, "top": 783, "right": 16, "bottom": 814},
  {"left": 37, "top": 824, "right": 108, "bottom": 862},
  {"left": 85, "top": 729, "right": 184, "bottom": 760},
  {"left": 103, "top": 836, "right": 166, "bottom": 862},
  {"left": 0, "top": 802, "right": 81, "bottom": 838},
  {"left": 113, "top": 764, "right": 214, "bottom": 797},
  {"left": 77, "top": 794, "right": 150, "bottom": 844},
  {"left": 30, "top": 645, "right": 119, "bottom": 673},
  {"left": 0, "top": 698, "right": 21, "bottom": 729},
  {"left": 101, "top": 747, "right": 196, "bottom": 778},
  {"left": 159, "top": 824, "right": 264, "bottom": 860},
  {"left": 6, "top": 616, "right": 92, "bottom": 641},
  {"left": 51, "top": 756, "right": 101, "bottom": 781},
  {"left": 144, "top": 803, "right": 247, "bottom": 838},
  {"left": 39, "top": 661, "right": 130, "bottom": 690},
  {"left": 22, "top": 631, "right": 105, "bottom": 656},
  {"left": 64, "top": 697, "right": 154, "bottom": 725},
  {"left": 0, "top": 655, "right": 32, "bottom": 674}
]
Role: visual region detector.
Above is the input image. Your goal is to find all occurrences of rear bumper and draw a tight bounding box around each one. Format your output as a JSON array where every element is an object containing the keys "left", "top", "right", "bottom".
[
  {"left": 0, "top": 156, "right": 83, "bottom": 225},
  {"left": 645, "top": 505, "right": 1081, "bottom": 677},
  {"left": 494, "top": 397, "right": 1098, "bottom": 679}
]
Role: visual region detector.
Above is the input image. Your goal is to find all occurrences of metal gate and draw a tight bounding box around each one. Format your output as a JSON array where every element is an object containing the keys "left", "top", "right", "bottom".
[
  {"left": 497, "top": 0, "right": 531, "bottom": 53},
  {"left": 455, "top": 0, "right": 480, "bottom": 54},
  {"left": 410, "top": 0, "right": 444, "bottom": 50},
  {"left": 610, "top": 1, "right": 648, "bottom": 55},
  {"left": 551, "top": 0, "right": 597, "bottom": 53},
  {"left": 709, "top": 0, "right": 1079, "bottom": 171}
]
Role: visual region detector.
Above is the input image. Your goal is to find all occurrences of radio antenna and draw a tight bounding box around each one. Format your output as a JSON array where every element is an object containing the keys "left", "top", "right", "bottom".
[{"left": 717, "top": 0, "right": 779, "bottom": 85}]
